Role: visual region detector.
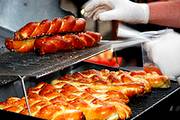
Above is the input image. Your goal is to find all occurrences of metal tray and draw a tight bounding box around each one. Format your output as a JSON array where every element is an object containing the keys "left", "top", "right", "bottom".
[
  {"left": 0, "top": 37, "right": 150, "bottom": 86},
  {"left": 0, "top": 110, "right": 42, "bottom": 120},
  {"left": 0, "top": 62, "right": 179, "bottom": 120},
  {"left": 46, "top": 62, "right": 180, "bottom": 120},
  {"left": 0, "top": 43, "right": 111, "bottom": 78},
  {"left": 128, "top": 81, "right": 180, "bottom": 120}
]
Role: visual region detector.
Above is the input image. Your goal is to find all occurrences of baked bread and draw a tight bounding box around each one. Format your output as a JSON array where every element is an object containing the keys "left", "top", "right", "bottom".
[
  {"left": 5, "top": 16, "right": 102, "bottom": 55},
  {"left": 0, "top": 69, "right": 170, "bottom": 120}
]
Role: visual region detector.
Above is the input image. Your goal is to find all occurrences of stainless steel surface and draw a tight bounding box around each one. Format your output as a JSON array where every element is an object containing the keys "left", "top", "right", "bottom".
[
  {"left": 0, "top": 43, "right": 111, "bottom": 78},
  {"left": 0, "top": 0, "right": 73, "bottom": 31},
  {"left": 129, "top": 81, "right": 180, "bottom": 120},
  {"left": 101, "top": 38, "right": 148, "bottom": 52}
]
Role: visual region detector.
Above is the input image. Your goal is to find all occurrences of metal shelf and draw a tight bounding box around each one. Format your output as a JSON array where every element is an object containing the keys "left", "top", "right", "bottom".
[{"left": 0, "top": 43, "right": 111, "bottom": 79}]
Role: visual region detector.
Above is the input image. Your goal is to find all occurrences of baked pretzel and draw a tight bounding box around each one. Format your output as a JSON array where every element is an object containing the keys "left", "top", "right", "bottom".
[
  {"left": 0, "top": 69, "right": 170, "bottom": 120},
  {"left": 5, "top": 31, "right": 102, "bottom": 55},
  {"left": 14, "top": 16, "right": 86, "bottom": 40}
]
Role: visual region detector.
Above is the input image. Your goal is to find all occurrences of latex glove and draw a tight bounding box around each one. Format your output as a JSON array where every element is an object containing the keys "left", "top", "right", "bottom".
[
  {"left": 83, "top": 0, "right": 149, "bottom": 24},
  {"left": 144, "top": 30, "right": 180, "bottom": 80}
]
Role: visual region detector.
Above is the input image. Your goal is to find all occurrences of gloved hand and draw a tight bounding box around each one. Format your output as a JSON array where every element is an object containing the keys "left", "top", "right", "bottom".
[
  {"left": 144, "top": 30, "right": 180, "bottom": 80},
  {"left": 83, "top": 0, "right": 149, "bottom": 24}
]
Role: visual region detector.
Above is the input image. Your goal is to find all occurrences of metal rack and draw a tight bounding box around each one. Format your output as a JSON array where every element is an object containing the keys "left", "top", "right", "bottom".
[{"left": 0, "top": 43, "right": 111, "bottom": 77}]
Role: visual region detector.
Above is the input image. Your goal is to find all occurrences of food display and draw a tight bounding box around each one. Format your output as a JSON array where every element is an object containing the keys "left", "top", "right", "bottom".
[
  {"left": 0, "top": 69, "right": 170, "bottom": 120},
  {"left": 0, "top": 12, "right": 175, "bottom": 120},
  {"left": 5, "top": 16, "right": 102, "bottom": 55}
]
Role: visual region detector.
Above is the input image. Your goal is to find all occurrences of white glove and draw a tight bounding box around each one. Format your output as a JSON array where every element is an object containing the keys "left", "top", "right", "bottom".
[
  {"left": 144, "top": 30, "right": 180, "bottom": 80},
  {"left": 83, "top": 0, "right": 150, "bottom": 24}
]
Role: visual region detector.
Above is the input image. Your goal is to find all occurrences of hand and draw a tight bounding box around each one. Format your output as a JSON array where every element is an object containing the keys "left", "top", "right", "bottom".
[
  {"left": 83, "top": 0, "right": 149, "bottom": 24},
  {"left": 144, "top": 30, "right": 180, "bottom": 80}
]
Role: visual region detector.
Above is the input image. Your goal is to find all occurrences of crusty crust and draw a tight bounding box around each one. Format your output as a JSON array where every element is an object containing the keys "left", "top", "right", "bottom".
[
  {"left": 5, "top": 16, "right": 102, "bottom": 55},
  {"left": 5, "top": 31, "right": 102, "bottom": 55},
  {"left": 14, "top": 16, "right": 86, "bottom": 40}
]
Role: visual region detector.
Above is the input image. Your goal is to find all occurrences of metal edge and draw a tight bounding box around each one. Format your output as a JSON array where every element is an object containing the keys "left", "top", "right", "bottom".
[
  {"left": 130, "top": 85, "right": 180, "bottom": 120},
  {"left": 33, "top": 43, "right": 111, "bottom": 78}
]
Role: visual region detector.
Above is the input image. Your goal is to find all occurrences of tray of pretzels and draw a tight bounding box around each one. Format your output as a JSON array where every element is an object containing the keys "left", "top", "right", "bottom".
[
  {"left": 5, "top": 15, "right": 102, "bottom": 55},
  {"left": 0, "top": 62, "right": 179, "bottom": 120},
  {"left": 0, "top": 15, "right": 112, "bottom": 78}
]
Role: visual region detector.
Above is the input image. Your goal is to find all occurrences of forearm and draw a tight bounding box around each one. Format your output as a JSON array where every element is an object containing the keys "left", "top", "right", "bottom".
[{"left": 148, "top": 0, "right": 180, "bottom": 28}]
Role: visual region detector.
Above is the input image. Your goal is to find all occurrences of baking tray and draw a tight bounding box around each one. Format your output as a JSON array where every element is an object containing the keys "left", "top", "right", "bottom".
[
  {"left": 0, "top": 38, "right": 148, "bottom": 86},
  {"left": 0, "top": 37, "right": 150, "bottom": 86},
  {"left": 0, "top": 43, "right": 111, "bottom": 78},
  {"left": 128, "top": 81, "right": 180, "bottom": 120},
  {"left": 0, "top": 110, "right": 42, "bottom": 120},
  {"left": 46, "top": 62, "right": 180, "bottom": 120},
  {"left": 0, "top": 62, "right": 179, "bottom": 120}
]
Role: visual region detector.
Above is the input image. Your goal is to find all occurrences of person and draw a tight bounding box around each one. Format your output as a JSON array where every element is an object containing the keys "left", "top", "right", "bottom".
[
  {"left": 82, "top": 0, "right": 180, "bottom": 80},
  {"left": 82, "top": 0, "right": 180, "bottom": 28}
]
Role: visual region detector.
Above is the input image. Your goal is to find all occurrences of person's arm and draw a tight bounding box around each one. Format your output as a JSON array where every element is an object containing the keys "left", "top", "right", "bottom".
[
  {"left": 149, "top": 0, "right": 180, "bottom": 28},
  {"left": 83, "top": 0, "right": 180, "bottom": 28}
]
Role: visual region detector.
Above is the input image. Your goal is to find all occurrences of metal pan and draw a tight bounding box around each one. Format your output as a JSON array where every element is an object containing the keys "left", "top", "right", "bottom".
[
  {"left": 0, "top": 43, "right": 111, "bottom": 78},
  {"left": 0, "top": 37, "right": 149, "bottom": 86}
]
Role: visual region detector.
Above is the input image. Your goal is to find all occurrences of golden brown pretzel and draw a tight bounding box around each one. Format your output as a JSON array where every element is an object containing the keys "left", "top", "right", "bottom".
[
  {"left": 5, "top": 38, "right": 35, "bottom": 53},
  {"left": 5, "top": 31, "right": 102, "bottom": 55},
  {"left": 14, "top": 16, "right": 86, "bottom": 40},
  {"left": 34, "top": 31, "right": 102, "bottom": 55}
]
